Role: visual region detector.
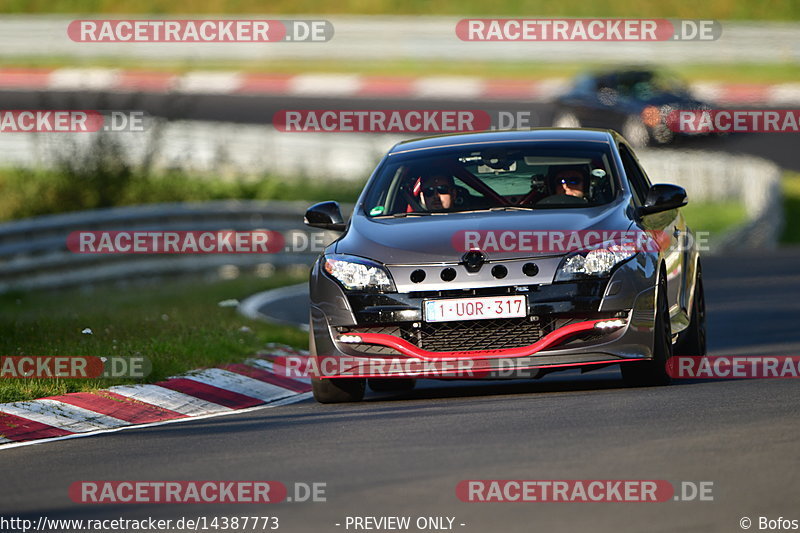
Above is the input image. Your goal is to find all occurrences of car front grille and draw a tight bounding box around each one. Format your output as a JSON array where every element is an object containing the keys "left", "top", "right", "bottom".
[
  {"left": 351, "top": 318, "right": 548, "bottom": 353},
  {"left": 414, "top": 318, "right": 544, "bottom": 352}
]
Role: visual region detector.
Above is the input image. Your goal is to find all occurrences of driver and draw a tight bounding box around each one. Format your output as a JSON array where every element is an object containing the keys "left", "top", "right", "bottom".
[{"left": 420, "top": 173, "right": 458, "bottom": 212}]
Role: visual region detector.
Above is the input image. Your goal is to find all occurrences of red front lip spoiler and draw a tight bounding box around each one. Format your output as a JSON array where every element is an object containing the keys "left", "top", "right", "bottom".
[{"left": 340, "top": 319, "right": 621, "bottom": 361}]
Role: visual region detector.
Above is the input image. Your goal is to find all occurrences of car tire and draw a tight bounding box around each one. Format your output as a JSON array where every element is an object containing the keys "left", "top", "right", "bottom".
[
  {"left": 309, "top": 313, "right": 366, "bottom": 403},
  {"left": 552, "top": 111, "right": 581, "bottom": 128},
  {"left": 675, "top": 262, "right": 707, "bottom": 356},
  {"left": 368, "top": 378, "right": 417, "bottom": 392},
  {"left": 622, "top": 116, "right": 650, "bottom": 148},
  {"left": 311, "top": 377, "right": 366, "bottom": 403},
  {"left": 652, "top": 124, "right": 675, "bottom": 144},
  {"left": 621, "top": 271, "right": 673, "bottom": 386}
]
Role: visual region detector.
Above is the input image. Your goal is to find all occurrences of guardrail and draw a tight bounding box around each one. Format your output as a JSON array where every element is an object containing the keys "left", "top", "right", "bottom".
[
  {"left": 0, "top": 200, "right": 347, "bottom": 293},
  {"left": 637, "top": 150, "right": 784, "bottom": 249},
  {"left": 0, "top": 147, "right": 783, "bottom": 293},
  {"left": 0, "top": 17, "right": 797, "bottom": 64}
]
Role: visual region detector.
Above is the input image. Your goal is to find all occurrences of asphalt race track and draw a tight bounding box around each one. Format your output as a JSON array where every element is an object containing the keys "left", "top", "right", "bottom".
[{"left": 2, "top": 247, "right": 800, "bottom": 532}]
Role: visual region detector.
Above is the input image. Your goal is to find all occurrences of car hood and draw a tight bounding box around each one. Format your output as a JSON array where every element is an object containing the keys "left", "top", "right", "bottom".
[{"left": 335, "top": 203, "right": 633, "bottom": 264}]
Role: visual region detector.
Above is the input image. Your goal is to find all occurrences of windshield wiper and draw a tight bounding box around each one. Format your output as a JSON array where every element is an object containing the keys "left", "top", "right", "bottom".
[{"left": 487, "top": 206, "right": 536, "bottom": 211}]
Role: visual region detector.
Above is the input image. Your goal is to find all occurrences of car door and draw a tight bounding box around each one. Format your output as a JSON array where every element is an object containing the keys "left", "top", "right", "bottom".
[{"left": 618, "top": 143, "right": 685, "bottom": 319}]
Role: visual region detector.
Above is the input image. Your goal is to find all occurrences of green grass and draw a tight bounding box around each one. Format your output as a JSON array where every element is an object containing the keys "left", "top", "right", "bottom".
[
  {"left": 0, "top": 271, "right": 308, "bottom": 403},
  {"left": 2, "top": 56, "right": 799, "bottom": 85},
  {"left": 780, "top": 171, "right": 800, "bottom": 243},
  {"left": 0, "top": 168, "right": 365, "bottom": 222},
  {"left": 2, "top": 0, "right": 799, "bottom": 19},
  {"left": 682, "top": 201, "right": 748, "bottom": 238}
]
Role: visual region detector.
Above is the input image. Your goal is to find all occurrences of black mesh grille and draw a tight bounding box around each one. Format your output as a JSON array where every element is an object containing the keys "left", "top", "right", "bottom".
[{"left": 416, "top": 318, "right": 543, "bottom": 352}]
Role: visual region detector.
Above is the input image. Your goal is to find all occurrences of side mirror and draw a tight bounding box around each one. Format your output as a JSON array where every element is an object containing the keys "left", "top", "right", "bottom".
[
  {"left": 304, "top": 201, "right": 346, "bottom": 232},
  {"left": 639, "top": 184, "right": 688, "bottom": 216}
]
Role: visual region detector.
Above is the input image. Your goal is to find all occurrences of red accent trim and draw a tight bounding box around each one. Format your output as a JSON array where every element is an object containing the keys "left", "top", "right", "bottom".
[{"left": 344, "top": 319, "right": 612, "bottom": 361}]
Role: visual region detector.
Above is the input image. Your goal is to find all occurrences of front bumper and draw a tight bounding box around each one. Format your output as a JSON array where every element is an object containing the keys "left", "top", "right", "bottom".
[{"left": 309, "top": 254, "right": 659, "bottom": 379}]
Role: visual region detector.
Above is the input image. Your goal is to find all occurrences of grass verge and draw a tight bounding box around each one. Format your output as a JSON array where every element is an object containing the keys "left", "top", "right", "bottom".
[
  {"left": 682, "top": 201, "right": 748, "bottom": 240},
  {"left": 780, "top": 171, "right": 800, "bottom": 244},
  {"left": 0, "top": 168, "right": 365, "bottom": 222},
  {"left": 0, "top": 271, "right": 308, "bottom": 403},
  {"left": 2, "top": 0, "right": 799, "bottom": 19}
]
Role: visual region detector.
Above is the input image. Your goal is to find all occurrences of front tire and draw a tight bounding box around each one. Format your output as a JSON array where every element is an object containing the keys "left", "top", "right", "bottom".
[
  {"left": 552, "top": 111, "right": 581, "bottom": 128},
  {"left": 622, "top": 272, "right": 673, "bottom": 386},
  {"left": 309, "top": 314, "right": 366, "bottom": 403},
  {"left": 622, "top": 116, "right": 650, "bottom": 148}
]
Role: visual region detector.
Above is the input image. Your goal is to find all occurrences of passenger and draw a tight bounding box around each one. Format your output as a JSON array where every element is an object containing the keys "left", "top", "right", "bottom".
[{"left": 553, "top": 167, "right": 588, "bottom": 199}]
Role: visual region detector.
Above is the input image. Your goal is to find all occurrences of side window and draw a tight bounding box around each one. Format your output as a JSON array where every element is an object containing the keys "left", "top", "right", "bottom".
[{"left": 618, "top": 144, "right": 651, "bottom": 205}]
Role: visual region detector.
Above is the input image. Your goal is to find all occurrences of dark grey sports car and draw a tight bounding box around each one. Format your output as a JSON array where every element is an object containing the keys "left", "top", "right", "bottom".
[
  {"left": 304, "top": 129, "right": 705, "bottom": 403},
  {"left": 552, "top": 68, "right": 711, "bottom": 147}
]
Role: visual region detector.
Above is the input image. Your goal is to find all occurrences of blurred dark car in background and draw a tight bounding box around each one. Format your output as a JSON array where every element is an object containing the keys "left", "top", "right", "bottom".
[{"left": 552, "top": 68, "right": 712, "bottom": 147}]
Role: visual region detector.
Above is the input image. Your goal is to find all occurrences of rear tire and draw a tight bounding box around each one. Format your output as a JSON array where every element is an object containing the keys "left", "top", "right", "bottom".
[
  {"left": 675, "top": 262, "right": 707, "bottom": 356},
  {"left": 368, "top": 378, "right": 416, "bottom": 392},
  {"left": 311, "top": 377, "right": 366, "bottom": 403},
  {"left": 621, "top": 272, "right": 673, "bottom": 386}
]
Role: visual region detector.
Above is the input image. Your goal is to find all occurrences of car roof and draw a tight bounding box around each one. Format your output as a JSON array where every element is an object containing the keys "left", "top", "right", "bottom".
[{"left": 388, "top": 128, "right": 616, "bottom": 154}]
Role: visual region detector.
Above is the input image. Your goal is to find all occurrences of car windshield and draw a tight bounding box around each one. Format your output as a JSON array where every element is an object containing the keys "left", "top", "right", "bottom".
[
  {"left": 602, "top": 70, "right": 689, "bottom": 100},
  {"left": 363, "top": 142, "right": 619, "bottom": 217}
]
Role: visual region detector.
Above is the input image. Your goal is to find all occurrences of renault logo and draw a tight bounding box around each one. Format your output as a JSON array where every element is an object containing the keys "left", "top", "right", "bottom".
[{"left": 461, "top": 250, "right": 487, "bottom": 273}]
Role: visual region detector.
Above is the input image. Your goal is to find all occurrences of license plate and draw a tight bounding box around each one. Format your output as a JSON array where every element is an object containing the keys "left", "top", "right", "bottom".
[{"left": 424, "top": 295, "right": 527, "bottom": 323}]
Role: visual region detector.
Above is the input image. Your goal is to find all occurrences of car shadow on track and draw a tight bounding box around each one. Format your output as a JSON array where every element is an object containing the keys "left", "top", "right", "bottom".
[{"left": 363, "top": 366, "right": 717, "bottom": 403}]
